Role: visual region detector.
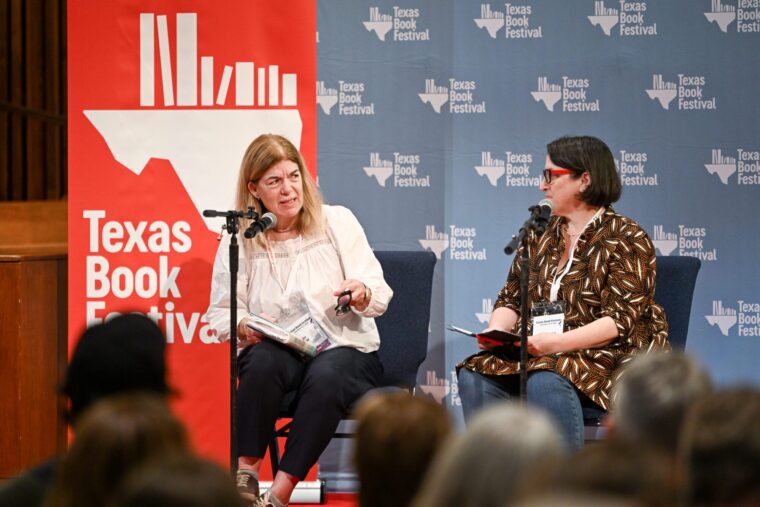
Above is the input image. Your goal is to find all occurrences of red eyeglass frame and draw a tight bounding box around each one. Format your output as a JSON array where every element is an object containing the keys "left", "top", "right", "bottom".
[{"left": 542, "top": 168, "right": 575, "bottom": 183}]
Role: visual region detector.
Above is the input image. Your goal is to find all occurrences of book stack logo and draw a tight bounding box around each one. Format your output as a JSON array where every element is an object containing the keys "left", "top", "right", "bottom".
[
  {"left": 475, "top": 152, "right": 505, "bottom": 186},
  {"left": 317, "top": 80, "right": 375, "bottom": 116},
  {"left": 705, "top": 148, "right": 760, "bottom": 185},
  {"left": 705, "top": 0, "right": 737, "bottom": 31},
  {"left": 644, "top": 74, "right": 677, "bottom": 110},
  {"left": 652, "top": 225, "right": 717, "bottom": 261},
  {"left": 474, "top": 151, "right": 538, "bottom": 187},
  {"left": 531, "top": 77, "right": 562, "bottom": 111},
  {"left": 473, "top": 3, "right": 543, "bottom": 39},
  {"left": 363, "top": 153, "right": 394, "bottom": 187},
  {"left": 704, "top": 149, "right": 737, "bottom": 184},
  {"left": 704, "top": 0, "right": 758, "bottom": 33},
  {"left": 84, "top": 12, "right": 303, "bottom": 235},
  {"left": 135, "top": 13, "right": 299, "bottom": 109},
  {"left": 419, "top": 79, "right": 449, "bottom": 113},
  {"left": 645, "top": 73, "right": 716, "bottom": 111},
  {"left": 474, "top": 4, "right": 505, "bottom": 38},
  {"left": 476, "top": 298, "right": 493, "bottom": 324},
  {"left": 419, "top": 78, "right": 486, "bottom": 114},
  {"left": 652, "top": 225, "right": 678, "bottom": 256},
  {"left": 80, "top": 11, "right": 306, "bottom": 338},
  {"left": 588, "top": 0, "right": 658, "bottom": 36},
  {"left": 588, "top": 1, "right": 619, "bottom": 35},
  {"left": 316, "top": 81, "right": 339, "bottom": 115},
  {"left": 705, "top": 300, "right": 738, "bottom": 336},
  {"left": 363, "top": 152, "right": 430, "bottom": 188},
  {"left": 419, "top": 370, "right": 450, "bottom": 404},
  {"left": 706, "top": 299, "right": 760, "bottom": 337},
  {"left": 419, "top": 225, "right": 449, "bottom": 259},
  {"left": 531, "top": 76, "right": 600, "bottom": 112},
  {"left": 363, "top": 6, "right": 430, "bottom": 42}
]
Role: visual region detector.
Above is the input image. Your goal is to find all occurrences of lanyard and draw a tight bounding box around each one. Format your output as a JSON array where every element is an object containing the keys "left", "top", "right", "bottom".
[
  {"left": 264, "top": 235, "right": 303, "bottom": 294},
  {"left": 549, "top": 207, "right": 604, "bottom": 302}
]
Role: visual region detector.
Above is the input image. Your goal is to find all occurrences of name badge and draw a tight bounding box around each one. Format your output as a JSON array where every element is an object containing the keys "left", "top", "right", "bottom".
[{"left": 531, "top": 301, "right": 565, "bottom": 335}]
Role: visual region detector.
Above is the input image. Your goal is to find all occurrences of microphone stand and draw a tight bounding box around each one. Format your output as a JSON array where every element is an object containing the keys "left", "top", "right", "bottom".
[
  {"left": 504, "top": 206, "right": 548, "bottom": 401},
  {"left": 203, "top": 207, "right": 258, "bottom": 475}
]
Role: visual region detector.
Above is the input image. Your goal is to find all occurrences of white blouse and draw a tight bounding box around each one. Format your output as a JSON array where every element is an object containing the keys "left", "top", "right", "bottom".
[{"left": 206, "top": 205, "right": 392, "bottom": 353}]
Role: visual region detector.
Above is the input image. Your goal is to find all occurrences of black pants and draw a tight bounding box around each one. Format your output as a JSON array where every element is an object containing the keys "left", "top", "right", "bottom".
[{"left": 237, "top": 341, "right": 382, "bottom": 479}]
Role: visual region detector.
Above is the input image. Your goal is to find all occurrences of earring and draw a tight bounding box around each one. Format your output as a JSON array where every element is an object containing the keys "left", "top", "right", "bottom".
[{"left": 580, "top": 186, "right": 587, "bottom": 192}]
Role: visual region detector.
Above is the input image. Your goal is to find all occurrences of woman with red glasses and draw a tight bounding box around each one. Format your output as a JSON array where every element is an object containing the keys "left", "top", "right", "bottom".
[{"left": 457, "top": 135, "right": 669, "bottom": 450}]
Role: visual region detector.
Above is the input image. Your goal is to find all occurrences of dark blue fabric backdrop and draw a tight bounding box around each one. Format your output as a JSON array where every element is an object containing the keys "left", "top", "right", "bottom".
[{"left": 316, "top": 0, "right": 760, "bottom": 425}]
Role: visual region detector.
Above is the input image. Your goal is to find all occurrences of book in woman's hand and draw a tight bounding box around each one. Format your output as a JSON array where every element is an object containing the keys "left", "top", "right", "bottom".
[
  {"left": 245, "top": 314, "right": 318, "bottom": 357},
  {"left": 447, "top": 324, "right": 523, "bottom": 360}
]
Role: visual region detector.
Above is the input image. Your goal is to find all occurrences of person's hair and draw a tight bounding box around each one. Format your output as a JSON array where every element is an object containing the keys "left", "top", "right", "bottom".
[
  {"left": 63, "top": 313, "right": 171, "bottom": 423},
  {"left": 611, "top": 351, "right": 712, "bottom": 454},
  {"left": 413, "top": 402, "right": 567, "bottom": 507},
  {"left": 111, "top": 455, "right": 245, "bottom": 507},
  {"left": 45, "top": 393, "right": 189, "bottom": 507},
  {"left": 680, "top": 387, "right": 760, "bottom": 507},
  {"left": 545, "top": 439, "right": 678, "bottom": 507},
  {"left": 513, "top": 492, "right": 642, "bottom": 507},
  {"left": 235, "top": 134, "right": 323, "bottom": 249},
  {"left": 546, "top": 135, "right": 621, "bottom": 207},
  {"left": 353, "top": 391, "right": 452, "bottom": 507}
]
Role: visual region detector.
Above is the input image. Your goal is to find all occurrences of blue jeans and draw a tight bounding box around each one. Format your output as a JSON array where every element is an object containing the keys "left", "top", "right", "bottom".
[{"left": 457, "top": 368, "right": 584, "bottom": 451}]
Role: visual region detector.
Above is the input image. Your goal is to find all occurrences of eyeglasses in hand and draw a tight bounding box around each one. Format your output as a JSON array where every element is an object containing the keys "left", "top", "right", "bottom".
[{"left": 335, "top": 289, "right": 352, "bottom": 317}]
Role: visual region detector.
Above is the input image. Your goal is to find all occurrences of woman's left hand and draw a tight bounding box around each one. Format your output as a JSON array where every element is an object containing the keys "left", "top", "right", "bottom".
[
  {"left": 335, "top": 279, "right": 372, "bottom": 312},
  {"left": 514, "top": 332, "right": 564, "bottom": 356}
]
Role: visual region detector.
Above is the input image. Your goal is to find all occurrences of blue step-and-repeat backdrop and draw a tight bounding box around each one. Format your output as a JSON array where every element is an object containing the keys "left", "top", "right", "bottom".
[{"left": 316, "top": 0, "right": 760, "bottom": 422}]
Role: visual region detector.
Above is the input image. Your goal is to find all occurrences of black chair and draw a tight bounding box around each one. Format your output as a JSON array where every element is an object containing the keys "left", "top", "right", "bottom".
[
  {"left": 583, "top": 255, "right": 702, "bottom": 439},
  {"left": 268, "top": 250, "right": 437, "bottom": 473},
  {"left": 652, "top": 256, "right": 701, "bottom": 351}
]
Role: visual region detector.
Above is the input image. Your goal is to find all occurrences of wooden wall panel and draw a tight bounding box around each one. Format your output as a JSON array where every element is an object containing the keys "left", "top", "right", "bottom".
[
  {"left": 1, "top": 0, "right": 67, "bottom": 201},
  {"left": 0, "top": 200, "right": 68, "bottom": 478},
  {"left": 0, "top": 256, "right": 68, "bottom": 478},
  {"left": 0, "top": 1, "right": 8, "bottom": 199}
]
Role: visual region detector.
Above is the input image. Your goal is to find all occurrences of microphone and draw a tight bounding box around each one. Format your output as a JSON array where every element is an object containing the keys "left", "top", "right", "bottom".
[
  {"left": 504, "top": 199, "right": 553, "bottom": 255},
  {"left": 244, "top": 212, "right": 277, "bottom": 238},
  {"left": 528, "top": 199, "right": 553, "bottom": 235}
]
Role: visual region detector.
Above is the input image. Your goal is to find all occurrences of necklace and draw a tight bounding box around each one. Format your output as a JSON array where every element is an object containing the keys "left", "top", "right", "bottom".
[{"left": 564, "top": 223, "right": 584, "bottom": 237}]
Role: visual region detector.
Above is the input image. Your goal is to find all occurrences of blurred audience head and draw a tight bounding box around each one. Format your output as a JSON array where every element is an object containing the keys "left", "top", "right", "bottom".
[
  {"left": 413, "top": 402, "right": 566, "bottom": 507},
  {"left": 111, "top": 455, "right": 245, "bottom": 507},
  {"left": 63, "top": 313, "right": 171, "bottom": 423},
  {"left": 543, "top": 439, "right": 678, "bottom": 507},
  {"left": 353, "top": 391, "right": 452, "bottom": 507},
  {"left": 45, "top": 393, "right": 189, "bottom": 507},
  {"left": 513, "top": 492, "right": 643, "bottom": 507},
  {"left": 680, "top": 387, "right": 760, "bottom": 507},
  {"left": 609, "top": 351, "right": 712, "bottom": 454}
]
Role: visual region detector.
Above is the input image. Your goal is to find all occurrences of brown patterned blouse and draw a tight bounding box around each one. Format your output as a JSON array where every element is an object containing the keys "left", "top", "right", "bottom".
[{"left": 459, "top": 207, "right": 669, "bottom": 410}]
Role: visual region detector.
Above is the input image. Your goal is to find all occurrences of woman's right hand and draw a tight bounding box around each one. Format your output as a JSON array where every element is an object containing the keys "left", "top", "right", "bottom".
[
  {"left": 478, "top": 307, "right": 519, "bottom": 351},
  {"left": 477, "top": 328, "right": 501, "bottom": 351},
  {"left": 237, "top": 313, "right": 275, "bottom": 348}
]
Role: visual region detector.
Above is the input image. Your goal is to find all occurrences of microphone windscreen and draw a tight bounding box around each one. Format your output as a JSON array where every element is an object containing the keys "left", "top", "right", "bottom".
[
  {"left": 260, "top": 212, "right": 277, "bottom": 229},
  {"left": 537, "top": 199, "right": 553, "bottom": 218}
]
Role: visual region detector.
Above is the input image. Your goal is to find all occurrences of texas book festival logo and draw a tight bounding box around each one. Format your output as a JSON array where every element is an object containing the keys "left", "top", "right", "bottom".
[{"left": 81, "top": 12, "right": 304, "bottom": 340}]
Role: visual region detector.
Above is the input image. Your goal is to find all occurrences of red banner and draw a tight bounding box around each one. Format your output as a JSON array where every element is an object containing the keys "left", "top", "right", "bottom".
[{"left": 67, "top": 0, "right": 316, "bottom": 465}]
